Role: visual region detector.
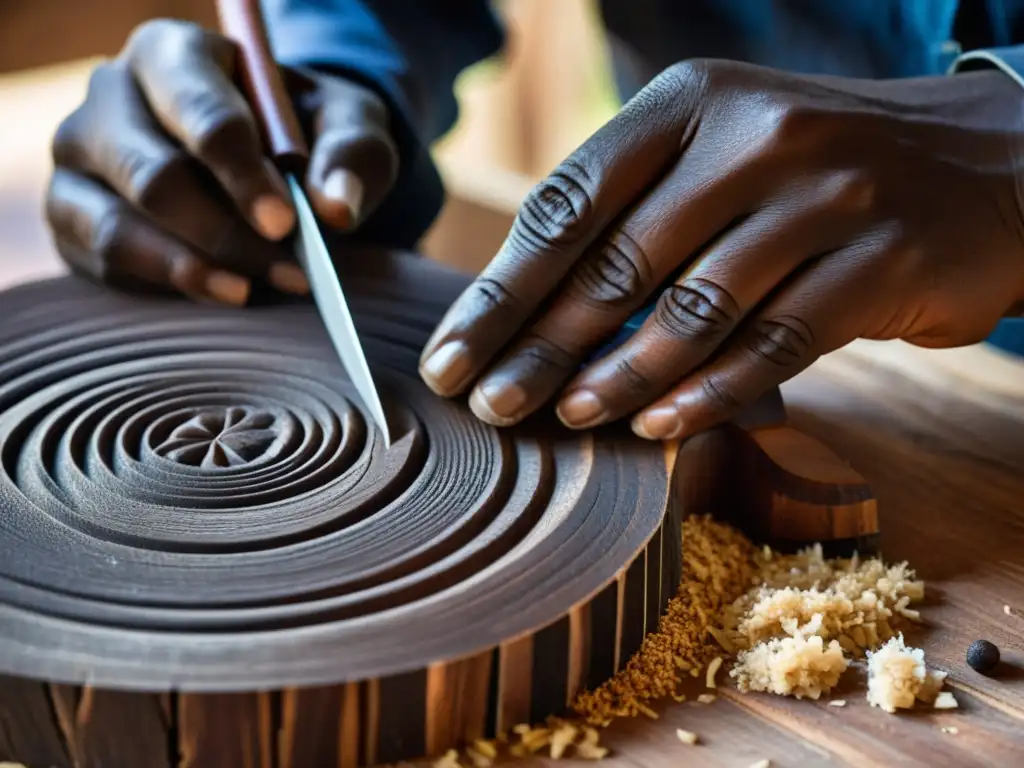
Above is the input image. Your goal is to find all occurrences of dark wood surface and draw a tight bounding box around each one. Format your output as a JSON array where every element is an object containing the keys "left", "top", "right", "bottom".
[{"left": 0, "top": 253, "right": 683, "bottom": 766}]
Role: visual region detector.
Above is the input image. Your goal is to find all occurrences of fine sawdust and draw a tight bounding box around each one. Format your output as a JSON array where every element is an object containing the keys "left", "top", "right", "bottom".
[{"left": 434, "top": 516, "right": 947, "bottom": 766}]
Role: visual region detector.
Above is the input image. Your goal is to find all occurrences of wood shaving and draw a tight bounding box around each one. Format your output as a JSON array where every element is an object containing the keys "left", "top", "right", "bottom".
[
  {"left": 706, "top": 656, "right": 723, "bottom": 688},
  {"left": 732, "top": 632, "right": 849, "bottom": 699},
  {"left": 432, "top": 750, "right": 461, "bottom": 768},
  {"left": 636, "top": 701, "right": 659, "bottom": 719},
  {"left": 465, "top": 745, "right": 494, "bottom": 768},
  {"left": 697, "top": 693, "right": 717, "bottom": 704},
  {"left": 676, "top": 728, "right": 699, "bottom": 744},
  {"left": 471, "top": 740, "right": 496, "bottom": 759},
  {"left": 866, "top": 635, "right": 948, "bottom": 713},
  {"left": 549, "top": 723, "right": 577, "bottom": 759}
]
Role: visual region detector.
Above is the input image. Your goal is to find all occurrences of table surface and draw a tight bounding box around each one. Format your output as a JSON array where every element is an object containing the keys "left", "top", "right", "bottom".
[{"left": 3, "top": 64, "right": 1024, "bottom": 768}]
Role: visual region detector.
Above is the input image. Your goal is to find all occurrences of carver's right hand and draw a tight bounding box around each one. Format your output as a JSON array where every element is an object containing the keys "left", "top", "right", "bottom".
[{"left": 45, "top": 19, "right": 399, "bottom": 305}]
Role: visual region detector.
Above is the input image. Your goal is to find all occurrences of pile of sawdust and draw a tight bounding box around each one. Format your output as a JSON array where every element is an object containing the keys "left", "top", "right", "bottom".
[{"left": 435, "top": 516, "right": 946, "bottom": 766}]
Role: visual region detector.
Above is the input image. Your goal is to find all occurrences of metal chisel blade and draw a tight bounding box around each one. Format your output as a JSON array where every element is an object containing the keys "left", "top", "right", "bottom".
[{"left": 286, "top": 175, "right": 391, "bottom": 448}]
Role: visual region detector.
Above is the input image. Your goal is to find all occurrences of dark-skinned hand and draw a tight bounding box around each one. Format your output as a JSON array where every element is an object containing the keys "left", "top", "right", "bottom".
[
  {"left": 419, "top": 60, "right": 1024, "bottom": 441},
  {"left": 45, "top": 19, "right": 398, "bottom": 305}
]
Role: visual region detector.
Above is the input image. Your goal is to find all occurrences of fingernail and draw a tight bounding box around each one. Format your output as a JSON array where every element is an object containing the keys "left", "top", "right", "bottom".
[
  {"left": 251, "top": 195, "right": 295, "bottom": 240},
  {"left": 556, "top": 389, "right": 607, "bottom": 429},
  {"left": 268, "top": 262, "right": 309, "bottom": 295},
  {"left": 469, "top": 381, "right": 528, "bottom": 426},
  {"left": 632, "top": 406, "right": 683, "bottom": 441},
  {"left": 323, "top": 169, "right": 364, "bottom": 228},
  {"left": 420, "top": 341, "right": 472, "bottom": 395},
  {"left": 205, "top": 270, "right": 251, "bottom": 307}
]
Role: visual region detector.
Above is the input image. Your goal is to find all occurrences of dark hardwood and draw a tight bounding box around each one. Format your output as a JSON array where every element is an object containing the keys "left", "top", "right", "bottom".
[{"left": 0, "top": 252, "right": 678, "bottom": 765}]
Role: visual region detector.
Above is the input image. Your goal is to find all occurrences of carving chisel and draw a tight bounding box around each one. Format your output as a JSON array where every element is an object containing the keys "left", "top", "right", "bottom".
[{"left": 216, "top": 0, "right": 391, "bottom": 448}]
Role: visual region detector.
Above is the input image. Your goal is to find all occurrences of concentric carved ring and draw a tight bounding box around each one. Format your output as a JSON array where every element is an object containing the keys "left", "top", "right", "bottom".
[{"left": 0, "top": 253, "right": 680, "bottom": 768}]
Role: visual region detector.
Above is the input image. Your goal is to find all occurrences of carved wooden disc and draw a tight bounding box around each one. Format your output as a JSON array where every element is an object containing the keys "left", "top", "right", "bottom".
[{"left": 0, "top": 252, "right": 680, "bottom": 767}]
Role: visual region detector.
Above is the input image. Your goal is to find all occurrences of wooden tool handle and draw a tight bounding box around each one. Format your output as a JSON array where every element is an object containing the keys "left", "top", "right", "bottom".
[{"left": 216, "top": 0, "right": 308, "bottom": 169}]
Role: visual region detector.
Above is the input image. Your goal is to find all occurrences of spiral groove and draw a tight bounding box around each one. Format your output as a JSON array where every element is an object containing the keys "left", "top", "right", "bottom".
[{"left": 0, "top": 257, "right": 676, "bottom": 765}]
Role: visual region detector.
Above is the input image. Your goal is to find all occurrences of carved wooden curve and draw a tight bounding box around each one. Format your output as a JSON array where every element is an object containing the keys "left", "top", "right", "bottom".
[
  {"left": 0, "top": 251, "right": 878, "bottom": 767},
  {"left": 0, "top": 252, "right": 681, "bottom": 768}
]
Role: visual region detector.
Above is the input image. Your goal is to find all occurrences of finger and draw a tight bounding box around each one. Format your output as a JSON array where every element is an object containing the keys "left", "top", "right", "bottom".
[
  {"left": 47, "top": 168, "right": 250, "bottom": 305},
  {"left": 305, "top": 77, "right": 399, "bottom": 229},
  {"left": 124, "top": 19, "right": 295, "bottom": 241},
  {"left": 465, "top": 139, "right": 764, "bottom": 427},
  {"left": 629, "top": 245, "right": 883, "bottom": 441},
  {"left": 419, "top": 63, "right": 709, "bottom": 397},
  {"left": 556, "top": 171, "right": 873, "bottom": 428},
  {"left": 53, "top": 62, "right": 307, "bottom": 295}
]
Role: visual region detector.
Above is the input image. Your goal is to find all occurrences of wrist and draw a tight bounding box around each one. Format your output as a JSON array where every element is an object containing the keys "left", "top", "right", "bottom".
[{"left": 951, "top": 51, "right": 1024, "bottom": 307}]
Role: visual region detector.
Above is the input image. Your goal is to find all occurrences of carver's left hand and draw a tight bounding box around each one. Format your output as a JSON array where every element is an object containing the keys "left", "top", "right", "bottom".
[{"left": 419, "top": 60, "right": 1024, "bottom": 440}]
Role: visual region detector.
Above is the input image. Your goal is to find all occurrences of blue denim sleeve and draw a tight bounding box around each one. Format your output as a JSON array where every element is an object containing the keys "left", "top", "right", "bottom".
[
  {"left": 949, "top": 46, "right": 1024, "bottom": 357},
  {"left": 260, "top": 0, "right": 505, "bottom": 248}
]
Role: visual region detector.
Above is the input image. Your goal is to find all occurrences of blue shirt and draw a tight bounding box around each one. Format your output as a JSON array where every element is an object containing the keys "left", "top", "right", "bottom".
[{"left": 262, "top": 0, "right": 1024, "bottom": 355}]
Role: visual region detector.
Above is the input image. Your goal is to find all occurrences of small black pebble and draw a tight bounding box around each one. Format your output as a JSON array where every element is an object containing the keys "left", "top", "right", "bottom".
[{"left": 966, "top": 639, "right": 1000, "bottom": 673}]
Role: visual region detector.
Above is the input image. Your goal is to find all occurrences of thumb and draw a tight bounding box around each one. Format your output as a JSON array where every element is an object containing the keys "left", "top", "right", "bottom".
[{"left": 305, "top": 77, "right": 399, "bottom": 230}]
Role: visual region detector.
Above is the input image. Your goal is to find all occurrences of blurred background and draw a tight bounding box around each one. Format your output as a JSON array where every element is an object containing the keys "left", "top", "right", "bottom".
[{"left": 0, "top": 0, "right": 618, "bottom": 284}]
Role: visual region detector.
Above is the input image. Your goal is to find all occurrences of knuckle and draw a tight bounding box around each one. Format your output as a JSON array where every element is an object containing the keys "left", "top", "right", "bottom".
[
  {"left": 568, "top": 232, "right": 651, "bottom": 309},
  {"left": 125, "top": 18, "right": 193, "bottom": 61},
  {"left": 761, "top": 104, "right": 831, "bottom": 155},
  {"left": 612, "top": 357, "right": 656, "bottom": 397},
  {"left": 654, "top": 278, "right": 738, "bottom": 340},
  {"left": 43, "top": 173, "right": 69, "bottom": 230},
  {"left": 84, "top": 60, "right": 120, "bottom": 98},
  {"left": 701, "top": 375, "right": 742, "bottom": 415},
  {"left": 511, "top": 159, "right": 594, "bottom": 253},
  {"left": 89, "top": 205, "right": 128, "bottom": 259},
  {"left": 126, "top": 18, "right": 202, "bottom": 57},
  {"left": 471, "top": 276, "right": 521, "bottom": 316},
  {"left": 316, "top": 128, "right": 399, "bottom": 189},
  {"left": 830, "top": 169, "right": 877, "bottom": 212},
  {"left": 651, "top": 59, "right": 712, "bottom": 125},
  {"left": 51, "top": 108, "right": 86, "bottom": 166},
  {"left": 178, "top": 94, "right": 252, "bottom": 158},
  {"left": 745, "top": 315, "right": 816, "bottom": 367},
  {"left": 516, "top": 333, "right": 577, "bottom": 372},
  {"left": 662, "top": 59, "right": 712, "bottom": 95},
  {"left": 121, "top": 147, "right": 191, "bottom": 211}
]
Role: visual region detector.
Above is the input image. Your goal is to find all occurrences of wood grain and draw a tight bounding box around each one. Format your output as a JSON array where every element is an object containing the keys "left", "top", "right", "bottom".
[
  {"left": 522, "top": 339, "right": 1024, "bottom": 768},
  {"left": 1, "top": 249, "right": 1018, "bottom": 765},
  {"left": 0, "top": 252, "right": 676, "bottom": 765}
]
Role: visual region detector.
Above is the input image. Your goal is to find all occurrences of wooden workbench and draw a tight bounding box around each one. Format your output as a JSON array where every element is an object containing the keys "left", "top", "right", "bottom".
[
  {"left": 542, "top": 338, "right": 1024, "bottom": 768},
  {"left": 2, "top": 62, "right": 1023, "bottom": 768}
]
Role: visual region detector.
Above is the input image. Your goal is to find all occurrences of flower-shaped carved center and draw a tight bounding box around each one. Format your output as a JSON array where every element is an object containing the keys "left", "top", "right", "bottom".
[{"left": 155, "top": 407, "right": 281, "bottom": 468}]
